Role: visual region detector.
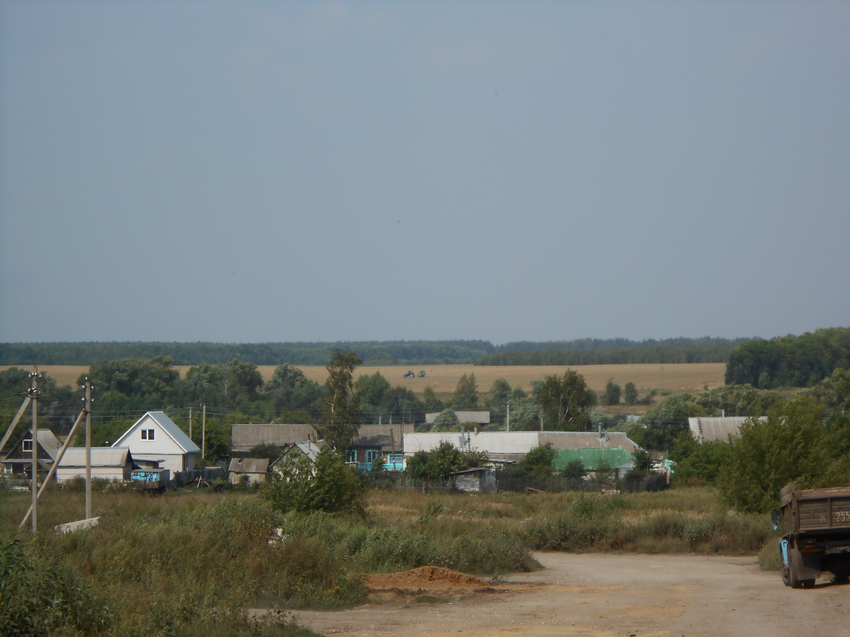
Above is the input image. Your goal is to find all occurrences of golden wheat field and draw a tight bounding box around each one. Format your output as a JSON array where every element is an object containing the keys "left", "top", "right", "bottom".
[{"left": 8, "top": 363, "right": 726, "bottom": 399}]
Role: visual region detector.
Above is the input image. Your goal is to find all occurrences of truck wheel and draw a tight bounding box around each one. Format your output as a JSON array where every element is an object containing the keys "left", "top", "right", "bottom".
[
  {"left": 789, "top": 548, "right": 805, "bottom": 589},
  {"left": 781, "top": 564, "right": 791, "bottom": 587}
]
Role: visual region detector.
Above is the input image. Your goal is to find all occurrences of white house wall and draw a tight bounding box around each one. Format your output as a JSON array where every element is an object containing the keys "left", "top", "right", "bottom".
[{"left": 55, "top": 466, "right": 126, "bottom": 483}]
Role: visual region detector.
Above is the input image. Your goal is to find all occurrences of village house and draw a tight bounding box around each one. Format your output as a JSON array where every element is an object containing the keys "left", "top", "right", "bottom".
[
  {"left": 111, "top": 411, "right": 200, "bottom": 476},
  {"left": 231, "top": 423, "right": 410, "bottom": 471},
  {"left": 268, "top": 440, "right": 325, "bottom": 478},
  {"left": 1, "top": 429, "right": 62, "bottom": 478}
]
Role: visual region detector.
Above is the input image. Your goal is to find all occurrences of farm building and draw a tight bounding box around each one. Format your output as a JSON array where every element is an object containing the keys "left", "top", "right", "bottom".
[
  {"left": 404, "top": 430, "right": 642, "bottom": 465},
  {"left": 228, "top": 457, "right": 270, "bottom": 485},
  {"left": 688, "top": 417, "right": 766, "bottom": 443},
  {"left": 425, "top": 411, "right": 491, "bottom": 426},
  {"left": 1, "top": 429, "right": 62, "bottom": 478},
  {"left": 111, "top": 411, "right": 200, "bottom": 475},
  {"left": 55, "top": 447, "right": 134, "bottom": 484}
]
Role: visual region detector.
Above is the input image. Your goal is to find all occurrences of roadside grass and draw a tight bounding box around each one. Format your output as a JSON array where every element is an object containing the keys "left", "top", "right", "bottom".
[{"left": 1, "top": 483, "right": 776, "bottom": 635}]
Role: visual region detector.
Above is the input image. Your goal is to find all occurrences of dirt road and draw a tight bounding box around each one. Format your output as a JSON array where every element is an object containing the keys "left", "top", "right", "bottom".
[{"left": 285, "top": 552, "right": 850, "bottom": 637}]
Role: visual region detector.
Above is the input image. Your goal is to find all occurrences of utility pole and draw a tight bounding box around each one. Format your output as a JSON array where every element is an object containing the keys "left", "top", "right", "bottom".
[
  {"left": 29, "top": 370, "right": 40, "bottom": 534},
  {"left": 201, "top": 403, "right": 206, "bottom": 459},
  {"left": 85, "top": 378, "right": 92, "bottom": 520},
  {"left": 506, "top": 400, "right": 511, "bottom": 432},
  {"left": 188, "top": 407, "right": 193, "bottom": 440}
]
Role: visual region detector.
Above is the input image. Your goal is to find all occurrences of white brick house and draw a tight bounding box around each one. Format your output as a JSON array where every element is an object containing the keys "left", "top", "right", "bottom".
[{"left": 112, "top": 411, "right": 200, "bottom": 475}]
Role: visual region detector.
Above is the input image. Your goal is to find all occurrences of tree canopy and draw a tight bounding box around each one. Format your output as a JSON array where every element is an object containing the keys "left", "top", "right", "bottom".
[
  {"left": 315, "top": 350, "right": 362, "bottom": 450},
  {"left": 538, "top": 370, "right": 594, "bottom": 431}
]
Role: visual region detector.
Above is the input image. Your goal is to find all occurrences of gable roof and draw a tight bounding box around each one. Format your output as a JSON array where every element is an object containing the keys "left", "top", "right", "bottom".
[
  {"left": 112, "top": 411, "right": 201, "bottom": 454},
  {"left": 33, "top": 429, "right": 62, "bottom": 461}
]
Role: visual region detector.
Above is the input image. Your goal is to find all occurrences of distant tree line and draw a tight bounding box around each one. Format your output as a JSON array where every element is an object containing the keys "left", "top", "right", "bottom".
[
  {"left": 477, "top": 337, "right": 745, "bottom": 365},
  {"left": 1, "top": 337, "right": 746, "bottom": 367},
  {"left": 724, "top": 327, "right": 850, "bottom": 388},
  {"left": 0, "top": 340, "right": 497, "bottom": 366}
]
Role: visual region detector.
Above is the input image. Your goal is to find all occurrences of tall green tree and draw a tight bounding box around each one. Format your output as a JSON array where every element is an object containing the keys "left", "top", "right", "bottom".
[
  {"left": 623, "top": 381, "right": 638, "bottom": 406},
  {"left": 355, "top": 372, "right": 391, "bottom": 411},
  {"left": 315, "top": 350, "right": 362, "bottom": 449},
  {"left": 538, "top": 370, "right": 594, "bottom": 430},
  {"left": 716, "top": 397, "right": 850, "bottom": 514},
  {"left": 638, "top": 393, "right": 706, "bottom": 452},
  {"left": 517, "top": 443, "right": 556, "bottom": 478},
  {"left": 264, "top": 363, "right": 323, "bottom": 418},
  {"left": 453, "top": 373, "right": 479, "bottom": 409},
  {"left": 422, "top": 386, "right": 444, "bottom": 412},
  {"left": 602, "top": 379, "right": 621, "bottom": 406}
]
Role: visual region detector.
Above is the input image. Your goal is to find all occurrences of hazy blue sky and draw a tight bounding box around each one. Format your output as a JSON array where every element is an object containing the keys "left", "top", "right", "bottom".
[{"left": 1, "top": 1, "right": 848, "bottom": 345}]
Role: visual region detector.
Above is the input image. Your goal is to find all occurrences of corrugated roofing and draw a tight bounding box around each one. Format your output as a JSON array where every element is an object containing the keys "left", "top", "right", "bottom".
[
  {"left": 404, "top": 431, "right": 643, "bottom": 455},
  {"left": 113, "top": 411, "right": 200, "bottom": 453},
  {"left": 58, "top": 447, "right": 130, "bottom": 467},
  {"left": 228, "top": 457, "right": 270, "bottom": 474},
  {"left": 688, "top": 417, "right": 765, "bottom": 443},
  {"left": 34, "top": 429, "right": 62, "bottom": 460},
  {"left": 552, "top": 448, "right": 635, "bottom": 471}
]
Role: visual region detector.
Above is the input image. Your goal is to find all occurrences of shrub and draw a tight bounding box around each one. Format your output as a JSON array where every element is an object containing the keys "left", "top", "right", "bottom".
[
  {"left": 263, "top": 448, "right": 364, "bottom": 515},
  {"left": 0, "top": 539, "right": 109, "bottom": 636}
]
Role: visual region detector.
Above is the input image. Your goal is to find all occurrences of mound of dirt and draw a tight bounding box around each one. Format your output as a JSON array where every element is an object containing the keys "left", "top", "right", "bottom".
[{"left": 364, "top": 566, "right": 494, "bottom": 595}]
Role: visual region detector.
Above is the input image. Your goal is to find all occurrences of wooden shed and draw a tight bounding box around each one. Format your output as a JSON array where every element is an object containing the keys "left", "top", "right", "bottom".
[
  {"left": 450, "top": 467, "right": 496, "bottom": 494},
  {"left": 228, "top": 457, "right": 270, "bottom": 485}
]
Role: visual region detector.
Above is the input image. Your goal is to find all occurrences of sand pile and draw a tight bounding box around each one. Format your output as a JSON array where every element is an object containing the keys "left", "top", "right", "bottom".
[{"left": 364, "top": 566, "right": 494, "bottom": 595}]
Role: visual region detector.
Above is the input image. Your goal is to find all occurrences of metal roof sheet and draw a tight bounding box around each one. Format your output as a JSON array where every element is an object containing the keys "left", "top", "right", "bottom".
[
  {"left": 687, "top": 417, "right": 765, "bottom": 443},
  {"left": 228, "top": 457, "right": 270, "bottom": 473},
  {"left": 113, "top": 411, "right": 200, "bottom": 453},
  {"left": 552, "top": 448, "right": 635, "bottom": 471},
  {"left": 58, "top": 447, "right": 130, "bottom": 467}
]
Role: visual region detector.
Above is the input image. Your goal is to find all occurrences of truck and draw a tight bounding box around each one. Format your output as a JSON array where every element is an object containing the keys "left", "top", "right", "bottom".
[{"left": 774, "top": 482, "right": 850, "bottom": 588}]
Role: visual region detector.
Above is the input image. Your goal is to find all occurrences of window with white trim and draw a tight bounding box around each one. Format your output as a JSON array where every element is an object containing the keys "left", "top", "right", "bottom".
[
  {"left": 22, "top": 439, "right": 33, "bottom": 452},
  {"left": 141, "top": 429, "right": 155, "bottom": 441}
]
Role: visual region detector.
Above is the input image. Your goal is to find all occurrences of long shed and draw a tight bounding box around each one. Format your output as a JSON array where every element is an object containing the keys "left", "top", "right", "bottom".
[{"left": 56, "top": 448, "right": 134, "bottom": 483}]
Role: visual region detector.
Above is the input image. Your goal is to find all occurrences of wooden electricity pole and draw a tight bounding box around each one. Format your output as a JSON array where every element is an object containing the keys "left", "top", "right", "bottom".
[
  {"left": 85, "top": 378, "right": 93, "bottom": 520},
  {"left": 202, "top": 403, "right": 206, "bottom": 459},
  {"left": 29, "top": 371, "right": 40, "bottom": 533}
]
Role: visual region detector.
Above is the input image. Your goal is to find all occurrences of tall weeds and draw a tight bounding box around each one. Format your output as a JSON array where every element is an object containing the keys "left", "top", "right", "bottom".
[{"left": 0, "top": 484, "right": 775, "bottom": 635}]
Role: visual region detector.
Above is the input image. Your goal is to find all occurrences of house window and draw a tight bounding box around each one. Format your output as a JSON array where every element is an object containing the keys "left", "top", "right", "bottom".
[
  {"left": 22, "top": 439, "right": 33, "bottom": 452},
  {"left": 365, "top": 450, "right": 380, "bottom": 463},
  {"left": 141, "top": 429, "right": 155, "bottom": 441},
  {"left": 344, "top": 449, "right": 358, "bottom": 463}
]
